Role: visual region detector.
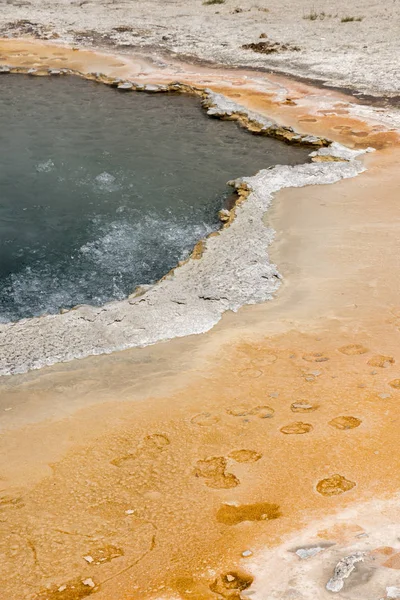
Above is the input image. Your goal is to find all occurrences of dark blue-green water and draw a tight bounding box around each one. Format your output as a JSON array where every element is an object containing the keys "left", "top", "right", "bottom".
[{"left": 0, "top": 75, "right": 309, "bottom": 322}]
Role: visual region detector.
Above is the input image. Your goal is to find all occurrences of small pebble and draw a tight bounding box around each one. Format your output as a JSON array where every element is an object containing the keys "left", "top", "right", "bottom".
[
  {"left": 242, "top": 550, "right": 253, "bottom": 557},
  {"left": 226, "top": 574, "right": 235, "bottom": 582},
  {"left": 125, "top": 509, "right": 135, "bottom": 515},
  {"left": 117, "top": 81, "right": 134, "bottom": 90},
  {"left": 295, "top": 546, "right": 324, "bottom": 559},
  {"left": 83, "top": 555, "right": 94, "bottom": 563},
  {"left": 58, "top": 585, "right": 67, "bottom": 592},
  {"left": 82, "top": 578, "right": 95, "bottom": 588}
]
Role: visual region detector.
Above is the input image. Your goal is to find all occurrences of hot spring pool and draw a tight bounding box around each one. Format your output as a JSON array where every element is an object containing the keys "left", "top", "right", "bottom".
[{"left": 0, "top": 75, "right": 309, "bottom": 322}]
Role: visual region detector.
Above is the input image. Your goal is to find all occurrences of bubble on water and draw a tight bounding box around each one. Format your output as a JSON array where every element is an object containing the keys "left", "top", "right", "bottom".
[
  {"left": 95, "top": 172, "right": 115, "bottom": 184},
  {"left": 36, "top": 159, "right": 55, "bottom": 172},
  {"left": 94, "top": 171, "right": 120, "bottom": 192}
]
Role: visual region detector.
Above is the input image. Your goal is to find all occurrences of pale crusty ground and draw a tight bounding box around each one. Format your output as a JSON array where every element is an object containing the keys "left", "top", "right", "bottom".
[
  {"left": 0, "top": 0, "right": 400, "bottom": 96},
  {"left": 0, "top": 35, "right": 400, "bottom": 600}
]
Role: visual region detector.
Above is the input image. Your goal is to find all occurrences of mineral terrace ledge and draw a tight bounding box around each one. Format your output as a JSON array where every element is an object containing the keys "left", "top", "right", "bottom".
[{"left": 0, "top": 64, "right": 331, "bottom": 148}]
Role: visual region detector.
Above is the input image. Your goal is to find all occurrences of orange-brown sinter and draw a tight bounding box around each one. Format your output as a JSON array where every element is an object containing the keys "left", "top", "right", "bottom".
[
  {"left": 0, "top": 38, "right": 400, "bottom": 600},
  {"left": 1, "top": 328, "right": 400, "bottom": 600}
]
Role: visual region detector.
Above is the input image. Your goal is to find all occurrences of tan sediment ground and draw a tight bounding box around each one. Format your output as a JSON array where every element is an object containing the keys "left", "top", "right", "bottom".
[{"left": 1, "top": 38, "right": 400, "bottom": 600}]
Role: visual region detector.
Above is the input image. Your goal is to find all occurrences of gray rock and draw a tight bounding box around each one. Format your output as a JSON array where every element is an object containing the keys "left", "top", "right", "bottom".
[
  {"left": 326, "top": 552, "right": 366, "bottom": 593},
  {"left": 143, "top": 84, "right": 167, "bottom": 92},
  {"left": 295, "top": 546, "right": 325, "bottom": 559},
  {"left": 117, "top": 81, "right": 134, "bottom": 90}
]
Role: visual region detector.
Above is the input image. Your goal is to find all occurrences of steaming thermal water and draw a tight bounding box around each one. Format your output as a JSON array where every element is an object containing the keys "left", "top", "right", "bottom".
[{"left": 0, "top": 75, "right": 309, "bottom": 322}]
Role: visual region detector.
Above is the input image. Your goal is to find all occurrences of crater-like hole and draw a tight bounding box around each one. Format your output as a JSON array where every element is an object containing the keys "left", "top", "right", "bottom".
[{"left": 0, "top": 75, "right": 309, "bottom": 322}]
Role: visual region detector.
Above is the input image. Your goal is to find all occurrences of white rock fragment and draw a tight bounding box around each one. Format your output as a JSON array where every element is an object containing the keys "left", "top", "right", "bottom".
[
  {"left": 387, "top": 587, "right": 400, "bottom": 599},
  {"left": 82, "top": 578, "right": 95, "bottom": 588},
  {"left": 295, "top": 546, "right": 324, "bottom": 559},
  {"left": 125, "top": 509, "right": 135, "bottom": 515},
  {"left": 302, "top": 134, "right": 324, "bottom": 145},
  {"left": 117, "top": 81, "right": 134, "bottom": 90},
  {"left": 144, "top": 84, "right": 167, "bottom": 92},
  {"left": 58, "top": 585, "right": 67, "bottom": 592},
  {"left": 310, "top": 141, "right": 375, "bottom": 161},
  {"left": 242, "top": 550, "right": 253, "bottom": 557},
  {"left": 83, "top": 555, "right": 94, "bottom": 563},
  {"left": 218, "top": 208, "right": 230, "bottom": 222},
  {"left": 326, "top": 552, "right": 366, "bottom": 592}
]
